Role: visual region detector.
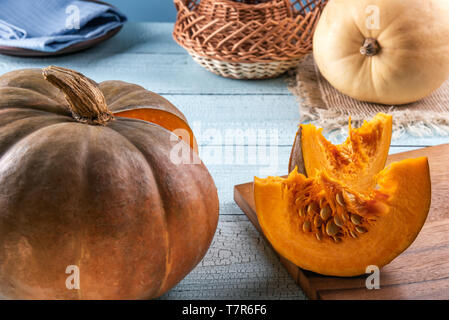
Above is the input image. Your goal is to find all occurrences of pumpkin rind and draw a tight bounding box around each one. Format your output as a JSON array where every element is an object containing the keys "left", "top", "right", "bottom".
[
  {"left": 0, "top": 68, "right": 218, "bottom": 299},
  {"left": 313, "top": 0, "right": 449, "bottom": 104}
]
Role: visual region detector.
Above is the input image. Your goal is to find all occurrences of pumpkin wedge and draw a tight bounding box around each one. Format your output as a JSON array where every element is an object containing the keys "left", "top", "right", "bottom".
[
  {"left": 289, "top": 113, "right": 392, "bottom": 193},
  {"left": 254, "top": 157, "right": 431, "bottom": 276}
]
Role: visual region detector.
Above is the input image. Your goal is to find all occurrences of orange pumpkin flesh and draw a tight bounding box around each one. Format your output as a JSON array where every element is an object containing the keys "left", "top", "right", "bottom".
[
  {"left": 255, "top": 157, "right": 431, "bottom": 276},
  {"left": 289, "top": 113, "right": 392, "bottom": 193}
]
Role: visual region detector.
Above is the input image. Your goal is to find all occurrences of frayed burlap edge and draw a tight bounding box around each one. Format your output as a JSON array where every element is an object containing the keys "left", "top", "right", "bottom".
[{"left": 287, "top": 54, "right": 449, "bottom": 139}]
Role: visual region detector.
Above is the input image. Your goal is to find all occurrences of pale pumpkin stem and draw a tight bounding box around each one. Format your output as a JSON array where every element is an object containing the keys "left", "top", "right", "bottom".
[
  {"left": 360, "top": 38, "right": 380, "bottom": 57},
  {"left": 42, "top": 66, "right": 113, "bottom": 125}
]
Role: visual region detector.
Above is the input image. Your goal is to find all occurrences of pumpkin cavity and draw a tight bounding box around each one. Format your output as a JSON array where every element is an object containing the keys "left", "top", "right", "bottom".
[{"left": 284, "top": 168, "right": 387, "bottom": 244}]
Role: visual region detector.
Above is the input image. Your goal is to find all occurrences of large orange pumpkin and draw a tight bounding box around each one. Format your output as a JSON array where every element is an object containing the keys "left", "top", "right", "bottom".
[{"left": 0, "top": 66, "right": 219, "bottom": 299}]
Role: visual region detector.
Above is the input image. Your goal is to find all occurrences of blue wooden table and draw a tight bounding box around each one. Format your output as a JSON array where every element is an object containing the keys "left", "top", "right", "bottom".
[{"left": 2, "top": 23, "right": 448, "bottom": 299}]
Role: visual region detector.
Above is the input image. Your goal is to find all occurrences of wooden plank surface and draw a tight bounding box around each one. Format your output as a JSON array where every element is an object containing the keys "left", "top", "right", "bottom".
[
  {"left": 1, "top": 22, "right": 449, "bottom": 299},
  {"left": 234, "top": 144, "right": 449, "bottom": 299},
  {"left": 160, "top": 215, "right": 307, "bottom": 300}
]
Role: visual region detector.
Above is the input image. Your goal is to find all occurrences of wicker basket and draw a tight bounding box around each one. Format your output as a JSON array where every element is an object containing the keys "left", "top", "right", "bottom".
[{"left": 173, "top": 0, "right": 328, "bottom": 79}]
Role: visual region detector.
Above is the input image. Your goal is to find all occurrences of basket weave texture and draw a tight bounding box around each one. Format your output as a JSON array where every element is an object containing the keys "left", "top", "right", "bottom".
[{"left": 173, "top": 0, "right": 327, "bottom": 79}]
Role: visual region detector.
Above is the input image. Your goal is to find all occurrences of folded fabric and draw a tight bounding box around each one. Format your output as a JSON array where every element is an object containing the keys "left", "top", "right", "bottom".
[{"left": 0, "top": 0, "right": 127, "bottom": 52}]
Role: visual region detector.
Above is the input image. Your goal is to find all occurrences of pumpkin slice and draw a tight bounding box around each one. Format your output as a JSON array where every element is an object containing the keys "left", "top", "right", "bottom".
[
  {"left": 289, "top": 113, "right": 392, "bottom": 193},
  {"left": 255, "top": 157, "right": 431, "bottom": 277}
]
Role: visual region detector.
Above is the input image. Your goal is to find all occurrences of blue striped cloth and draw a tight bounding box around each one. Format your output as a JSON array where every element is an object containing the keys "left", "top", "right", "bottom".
[{"left": 0, "top": 0, "right": 127, "bottom": 52}]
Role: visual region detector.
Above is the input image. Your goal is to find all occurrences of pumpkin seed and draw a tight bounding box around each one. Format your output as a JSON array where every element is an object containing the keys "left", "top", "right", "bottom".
[
  {"left": 332, "top": 236, "right": 341, "bottom": 243},
  {"left": 320, "top": 205, "right": 331, "bottom": 220},
  {"left": 355, "top": 226, "right": 367, "bottom": 234},
  {"left": 344, "top": 191, "right": 356, "bottom": 203},
  {"left": 326, "top": 220, "right": 340, "bottom": 237},
  {"left": 315, "top": 232, "right": 322, "bottom": 241},
  {"left": 295, "top": 198, "right": 301, "bottom": 207},
  {"left": 299, "top": 206, "right": 306, "bottom": 218},
  {"left": 303, "top": 221, "right": 311, "bottom": 232},
  {"left": 314, "top": 215, "right": 323, "bottom": 228},
  {"left": 350, "top": 214, "right": 363, "bottom": 226},
  {"left": 334, "top": 215, "right": 344, "bottom": 227},
  {"left": 319, "top": 197, "right": 326, "bottom": 208},
  {"left": 307, "top": 201, "right": 319, "bottom": 215},
  {"left": 336, "top": 192, "right": 345, "bottom": 207},
  {"left": 350, "top": 230, "right": 358, "bottom": 239},
  {"left": 341, "top": 212, "right": 348, "bottom": 222}
]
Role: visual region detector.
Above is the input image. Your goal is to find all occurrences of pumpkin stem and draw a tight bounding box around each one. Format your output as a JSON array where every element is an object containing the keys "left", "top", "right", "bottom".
[
  {"left": 360, "top": 38, "right": 380, "bottom": 57},
  {"left": 42, "top": 66, "right": 113, "bottom": 125}
]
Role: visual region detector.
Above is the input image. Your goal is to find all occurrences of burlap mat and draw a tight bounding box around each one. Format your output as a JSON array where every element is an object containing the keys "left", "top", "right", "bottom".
[{"left": 288, "top": 54, "right": 449, "bottom": 139}]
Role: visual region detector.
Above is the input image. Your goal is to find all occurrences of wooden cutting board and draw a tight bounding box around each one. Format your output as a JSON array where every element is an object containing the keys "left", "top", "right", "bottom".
[{"left": 234, "top": 144, "right": 449, "bottom": 300}]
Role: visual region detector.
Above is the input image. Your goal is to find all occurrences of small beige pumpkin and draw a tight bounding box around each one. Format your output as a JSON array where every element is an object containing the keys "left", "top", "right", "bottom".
[{"left": 313, "top": 0, "right": 449, "bottom": 105}]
